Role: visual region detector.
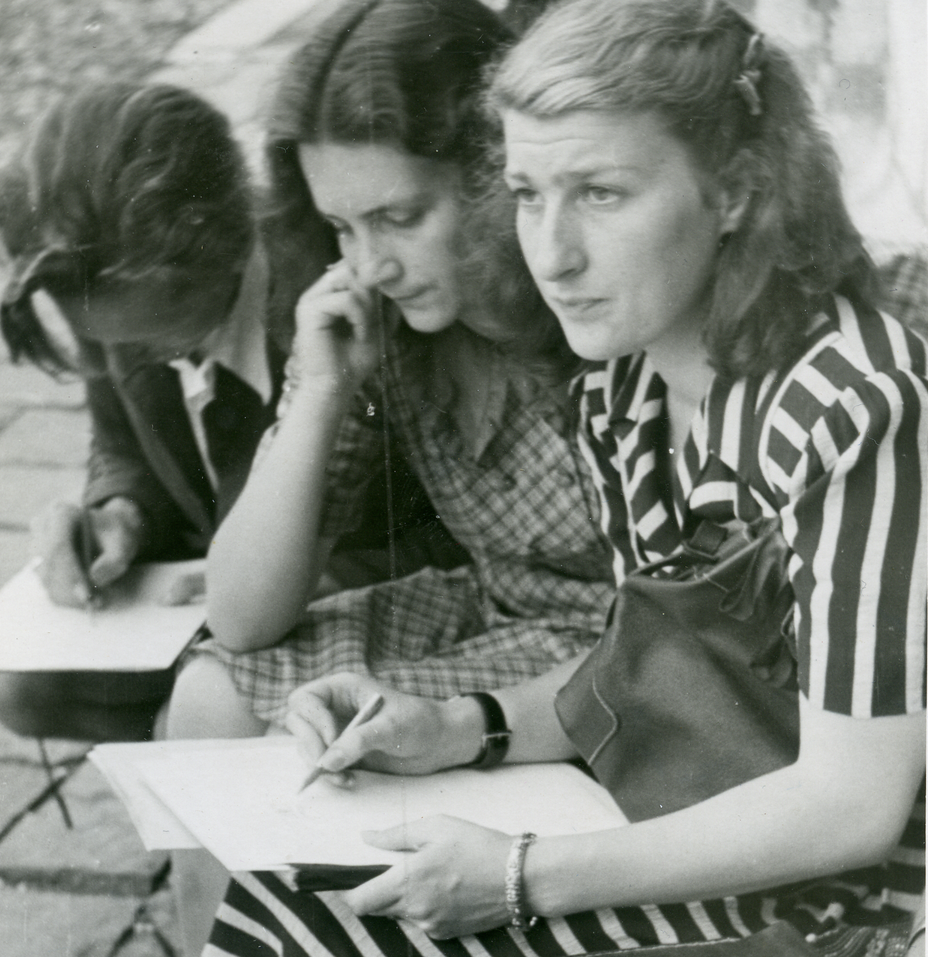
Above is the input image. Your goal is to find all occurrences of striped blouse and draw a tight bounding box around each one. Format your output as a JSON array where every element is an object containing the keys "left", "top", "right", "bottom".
[{"left": 578, "top": 293, "right": 927, "bottom": 720}]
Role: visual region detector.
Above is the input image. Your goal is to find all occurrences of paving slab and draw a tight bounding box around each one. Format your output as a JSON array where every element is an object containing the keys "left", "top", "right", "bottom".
[
  {"left": 167, "top": 0, "right": 323, "bottom": 63},
  {"left": 0, "top": 729, "right": 91, "bottom": 767},
  {"left": 0, "top": 408, "right": 90, "bottom": 467},
  {"left": 0, "top": 882, "right": 161, "bottom": 957},
  {"left": 0, "top": 405, "right": 21, "bottom": 432},
  {"left": 0, "top": 466, "right": 84, "bottom": 530},
  {"left": 0, "top": 760, "right": 51, "bottom": 832},
  {"left": 0, "top": 759, "right": 167, "bottom": 893}
]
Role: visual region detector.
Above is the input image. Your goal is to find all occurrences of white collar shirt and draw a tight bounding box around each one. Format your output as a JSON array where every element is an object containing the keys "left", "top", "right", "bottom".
[{"left": 169, "top": 245, "right": 271, "bottom": 489}]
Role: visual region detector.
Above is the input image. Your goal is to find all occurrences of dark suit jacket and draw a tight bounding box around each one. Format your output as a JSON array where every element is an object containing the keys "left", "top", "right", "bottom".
[
  {"left": 81, "top": 338, "right": 463, "bottom": 572},
  {"left": 83, "top": 340, "right": 287, "bottom": 560}
]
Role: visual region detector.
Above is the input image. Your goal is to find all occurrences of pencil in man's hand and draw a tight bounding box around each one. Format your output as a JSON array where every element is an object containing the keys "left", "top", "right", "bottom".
[
  {"left": 297, "top": 692, "right": 385, "bottom": 793},
  {"left": 79, "top": 509, "right": 102, "bottom": 613}
]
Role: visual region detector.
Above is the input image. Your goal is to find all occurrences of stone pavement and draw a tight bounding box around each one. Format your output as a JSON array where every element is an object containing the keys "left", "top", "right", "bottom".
[{"left": 0, "top": 2, "right": 325, "bottom": 955}]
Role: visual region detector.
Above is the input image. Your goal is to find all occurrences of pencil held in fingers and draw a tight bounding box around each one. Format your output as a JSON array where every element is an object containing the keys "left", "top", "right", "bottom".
[
  {"left": 78, "top": 509, "right": 102, "bottom": 612},
  {"left": 297, "top": 692, "right": 385, "bottom": 793},
  {"left": 31, "top": 502, "right": 87, "bottom": 608}
]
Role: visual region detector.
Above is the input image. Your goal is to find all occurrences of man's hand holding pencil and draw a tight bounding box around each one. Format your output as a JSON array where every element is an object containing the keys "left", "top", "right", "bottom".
[{"left": 31, "top": 496, "right": 145, "bottom": 608}]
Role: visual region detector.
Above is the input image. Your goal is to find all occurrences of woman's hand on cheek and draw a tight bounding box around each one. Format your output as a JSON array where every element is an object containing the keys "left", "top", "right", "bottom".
[
  {"left": 345, "top": 816, "right": 513, "bottom": 938},
  {"left": 293, "top": 260, "right": 382, "bottom": 390}
]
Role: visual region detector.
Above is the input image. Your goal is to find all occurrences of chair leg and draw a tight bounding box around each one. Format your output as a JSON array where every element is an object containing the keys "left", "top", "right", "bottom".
[{"left": 36, "top": 737, "right": 74, "bottom": 829}]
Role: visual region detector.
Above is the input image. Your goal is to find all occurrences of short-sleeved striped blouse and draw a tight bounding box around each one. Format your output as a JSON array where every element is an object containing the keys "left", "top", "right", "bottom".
[{"left": 578, "top": 293, "right": 926, "bottom": 719}]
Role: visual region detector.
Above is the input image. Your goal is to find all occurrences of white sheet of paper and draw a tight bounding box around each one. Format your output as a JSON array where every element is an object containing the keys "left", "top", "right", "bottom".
[
  {"left": 0, "top": 559, "right": 206, "bottom": 671},
  {"left": 90, "top": 741, "right": 200, "bottom": 850},
  {"left": 89, "top": 738, "right": 285, "bottom": 851},
  {"left": 136, "top": 737, "right": 627, "bottom": 872}
]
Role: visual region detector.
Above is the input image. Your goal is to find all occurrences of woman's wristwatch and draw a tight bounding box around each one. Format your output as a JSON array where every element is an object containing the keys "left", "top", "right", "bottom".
[{"left": 455, "top": 692, "right": 511, "bottom": 769}]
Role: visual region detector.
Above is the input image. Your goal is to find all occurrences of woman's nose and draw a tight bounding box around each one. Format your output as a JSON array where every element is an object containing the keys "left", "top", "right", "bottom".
[
  {"left": 527, "top": 206, "right": 586, "bottom": 282},
  {"left": 354, "top": 237, "right": 402, "bottom": 288}
]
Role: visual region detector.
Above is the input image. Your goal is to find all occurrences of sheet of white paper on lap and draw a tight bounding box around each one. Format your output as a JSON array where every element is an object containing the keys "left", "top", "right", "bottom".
[
  {"left": 89, "top": 737, "right": 286, "bottom": 851},
  {"left": 130, "top": 736, "right": 627, "bottom": 872},
  {"left": 0, "top": 558, "right": 205, "bottom": 671}
]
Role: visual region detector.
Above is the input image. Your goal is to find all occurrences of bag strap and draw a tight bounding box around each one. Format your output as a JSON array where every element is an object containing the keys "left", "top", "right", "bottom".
[{"left": 684, "top": 520, "right": 729, "bottom": 559}]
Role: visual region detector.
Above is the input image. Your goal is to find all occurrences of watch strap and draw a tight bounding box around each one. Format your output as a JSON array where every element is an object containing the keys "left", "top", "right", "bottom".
[{"left": 459, "top": 692, "right": 511, "bottom": 769}]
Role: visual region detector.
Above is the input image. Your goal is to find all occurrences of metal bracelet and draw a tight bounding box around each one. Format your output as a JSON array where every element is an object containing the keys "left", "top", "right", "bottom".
[{"left": 505, "top": 832, "right": 538, "bottom": 932}]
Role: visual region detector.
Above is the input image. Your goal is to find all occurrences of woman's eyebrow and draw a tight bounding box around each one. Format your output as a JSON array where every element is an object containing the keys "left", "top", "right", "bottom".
[
  {"left": 318, "top": 190, "right": 421, "bottom": 221},
  {"left": 504, "top": 163, "right": 643, "bottom": 187},
  {"left": 503, "top": 168, "right": 530, "bottom": 184},
  {"left": 569, "top": 159, "right": 648, "bottom": 178},
  {"left": 361, "top": 194, "right": 427, "bottom": 220},
  {"left": 364, "top": 202, "right": 408, "bottom": 217}
]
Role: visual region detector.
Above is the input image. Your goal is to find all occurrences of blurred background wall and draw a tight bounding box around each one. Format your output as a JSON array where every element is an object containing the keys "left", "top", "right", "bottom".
[{"left": 749, "top": 0, "right": 927, "bottom": 247}]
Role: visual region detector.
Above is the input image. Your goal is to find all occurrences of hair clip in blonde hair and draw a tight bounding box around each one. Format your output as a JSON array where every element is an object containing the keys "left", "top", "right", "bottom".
[{"left": 734, "top": 32, "right": 763, "bottom": 117}]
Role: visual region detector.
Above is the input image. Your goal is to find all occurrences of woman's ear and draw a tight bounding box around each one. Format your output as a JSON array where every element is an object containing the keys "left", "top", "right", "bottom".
[{"left": 717, "top": 149, "right": 756, "bottom": 235}]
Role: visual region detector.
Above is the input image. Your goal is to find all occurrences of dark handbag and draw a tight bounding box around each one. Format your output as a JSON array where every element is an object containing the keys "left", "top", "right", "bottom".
[{"left": 555, "top": 517, "right": 800, "bottom": 822}]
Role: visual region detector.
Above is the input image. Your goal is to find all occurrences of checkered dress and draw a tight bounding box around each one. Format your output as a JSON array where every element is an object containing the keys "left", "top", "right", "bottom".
[{"left": 200, "top": 323, "right": 614, "bottom": 724}]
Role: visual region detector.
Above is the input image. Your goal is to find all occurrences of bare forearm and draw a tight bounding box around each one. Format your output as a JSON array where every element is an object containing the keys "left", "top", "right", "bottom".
[
  {"left": 427, "top": 656, "right": 587, "bottom": 768},
  {"left": 207, "top": 383, "right": 349, "bottom": 650},
  {"left": 530, "top": 768, "right": 876, "bottom": 914},
  {"left": 490, "top": 655, "right": 586, "bottom": 763},
  {"left": 524, "top": 707, "right": 925, "bottom": 917}
]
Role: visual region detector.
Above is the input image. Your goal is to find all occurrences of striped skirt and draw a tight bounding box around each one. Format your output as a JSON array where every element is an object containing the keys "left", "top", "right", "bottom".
[{"left": 204, "top": 871, "right": 917, "bottom": 957}]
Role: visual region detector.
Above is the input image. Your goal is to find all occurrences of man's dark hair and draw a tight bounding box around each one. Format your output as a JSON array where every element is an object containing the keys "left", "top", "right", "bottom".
[{"left": 0, "top": 82, "right": 253, "bottom": 372}]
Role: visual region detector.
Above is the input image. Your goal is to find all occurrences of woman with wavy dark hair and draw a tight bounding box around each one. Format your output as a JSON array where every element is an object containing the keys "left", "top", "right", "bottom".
[
  {"left": 204, "top": 2, "right": 925, "bottom": 956},
  {"left": 167, "top": 0, "right": 614, "bottom": 950},
  {"left": 173, "top": 0, "right": 613, "bottom": 753}
]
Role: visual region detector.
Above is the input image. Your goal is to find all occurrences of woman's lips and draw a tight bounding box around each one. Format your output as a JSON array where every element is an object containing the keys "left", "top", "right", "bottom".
[
  {"left": 390, "top": 287, "right": 430, "bottom": 307},
  {"left": 549, "top": 295, "right": 608, "bottom": 316}
]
